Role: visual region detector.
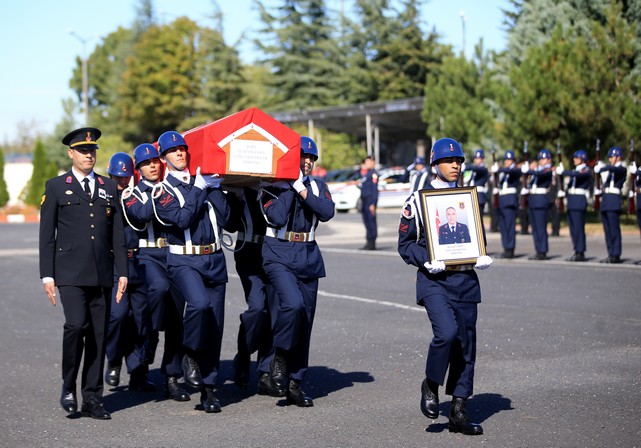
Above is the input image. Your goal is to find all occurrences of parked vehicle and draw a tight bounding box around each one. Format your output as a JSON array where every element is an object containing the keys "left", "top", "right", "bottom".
[{"left": 331, "top": 167, "right": 411, "bottom": 212}]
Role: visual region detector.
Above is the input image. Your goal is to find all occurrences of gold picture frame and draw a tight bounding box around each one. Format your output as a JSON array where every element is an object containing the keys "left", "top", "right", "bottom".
[{"left": 418, "top": 187, "right": 486, "bottom": 266}]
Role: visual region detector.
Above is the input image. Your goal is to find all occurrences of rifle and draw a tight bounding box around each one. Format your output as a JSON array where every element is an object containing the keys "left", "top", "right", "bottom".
[
  {"left": 556, "top": 139, "right": 565, "bottom": 214},
  {"left": 491, "top": 145, "right": 499, "bottom": 209},
  {"left": 520, "top": 141, "right": 529, "bottom": 210},
  {"left": 628, "top": 138, "right": 636, "bottom": 215},
  {"left": 593, "top": 138, "right": 601, "bottom": 212}
]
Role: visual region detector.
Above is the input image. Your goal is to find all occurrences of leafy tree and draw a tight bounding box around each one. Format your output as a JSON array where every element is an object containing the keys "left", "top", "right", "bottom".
[
  {"left": 25, "top": 140, "right": 56, "bottom": 207},
  {"left": 0, "top": 149, "right": 9, "bottom": 207},
  {"left": 255, "top": 0, "right": 346, "bottom": 110}
]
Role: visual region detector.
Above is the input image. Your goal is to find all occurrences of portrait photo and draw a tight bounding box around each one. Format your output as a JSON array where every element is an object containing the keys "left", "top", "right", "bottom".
[{"left": 418, "top": 187, "right": 486, "bottom": 265}]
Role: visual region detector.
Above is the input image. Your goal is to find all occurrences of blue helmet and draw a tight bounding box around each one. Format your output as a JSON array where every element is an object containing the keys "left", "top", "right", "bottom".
[
  {"left": 107, "top": 152, "right": 134, "bottom": 177},
  {"left": 413, "top": 156, "right": 426, "bottom": 166},
  {"left": 504, "top": 150, "right": 515, "bottom": 160},
  {"left": 300, "top": 136, "right": 318, "bottom": 161},
  {"left": 608, "top": 146, "right": 622, "bottom": 158},
  {"left": 134, "top": 143, "right": 161, "bottom": 168},
  {"left": 473, "top": 149, "right": 485, "bottom": 159},
  {"left": 537, "top": 149, "right": 551, "bottom": 160},
  {"left": 573, "top": 149, "right": 587, "bottom": 162},
  {"left": 430, "top": 138, "right": 465, "bottom": 165},
  {"left": 158, "top": 131, "right": 187, "bottom": 155}
]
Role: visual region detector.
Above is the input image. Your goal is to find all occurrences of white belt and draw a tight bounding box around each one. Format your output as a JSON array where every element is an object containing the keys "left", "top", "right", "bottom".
[
  {"left": 169, "top": 242, "right": 222, "bottom": 255},
  {"left": 567, "top": 188, "right": 587, "bottom": 195},
  {"left": 604, "top": 187, "right": 621, "bottom": 195},
  {"left": 475, "top": 186, "right": 487, "bottom": 193},
  {"left": 530, "top": 188, "right": 548, "bottom": 195},
  {"left": 139, "top": 237, "right": 168, "bottom": 248},
  {"left": 265, "top": 228, "right": 315, "bottom": 242},
  {"left": 445, "top": 264, "right": 474, "bottom": 271},
  {"left": 499, "top": 187, "right": 517, "bottom": 195},
  {"left": 237, "top": 232, "right": 264, "bottom": 244}
]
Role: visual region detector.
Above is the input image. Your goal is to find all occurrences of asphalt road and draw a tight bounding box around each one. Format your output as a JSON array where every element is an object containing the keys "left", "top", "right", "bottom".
[{"left": 1, "top": 216, "right": 640, "bottom": 447}]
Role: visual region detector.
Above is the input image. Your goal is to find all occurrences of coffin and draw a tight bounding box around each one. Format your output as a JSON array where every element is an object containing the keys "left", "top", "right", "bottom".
[{"left": 182, "top": 108, "right": 300, "bottom": 185}]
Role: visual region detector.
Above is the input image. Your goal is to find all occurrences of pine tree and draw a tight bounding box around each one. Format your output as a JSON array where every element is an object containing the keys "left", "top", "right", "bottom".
[
  {"left": 25, "top": 140, "right": 53, "bottom": 207},
  {"left": 0, "top": 149, "right": 9, "bottom": 208}
]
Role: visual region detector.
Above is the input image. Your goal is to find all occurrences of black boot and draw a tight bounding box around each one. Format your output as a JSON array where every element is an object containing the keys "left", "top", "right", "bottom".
[
  {"left": 448, "top": 397, "right": 483, "bottom": 435},
  {"left": 200, "top": 387, "right": 221, "bottom": 413},
  {"left": 129, "top": 367, "right": 157, "bottom": 392},
  {"left": 182, "top": 353, "right": 203, "bottom": 388},
  {"left": 567, "top": 252, "right": 586, "bottom": 262},
  {"left": 360, "top": 239, "right": 376, "bottom": 250},
  {"left": 165, "top": 376, "right": 190, "bottom": 401},
  {"left": 268, "top": 352, "right": 288, "bottom": 397},
  {"left": 286, "top": 380, "right": 313, "bottom": 407},
  {"left": 105, "top": 363, "right": 121, "bottom": 387},
  {"left": 257, "top": 372, "right": 276, "bottom": 396},
  {"left": 420, "top": 378, "right": 439, "bottom": 419},
  {"left": 233, "top": 352, "right": 250, "bottom": 390}
]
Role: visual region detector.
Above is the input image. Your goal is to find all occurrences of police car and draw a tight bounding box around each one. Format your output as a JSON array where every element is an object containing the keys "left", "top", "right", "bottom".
[{"left": 331, "top": 168, "right": 410, "bottom": 212}]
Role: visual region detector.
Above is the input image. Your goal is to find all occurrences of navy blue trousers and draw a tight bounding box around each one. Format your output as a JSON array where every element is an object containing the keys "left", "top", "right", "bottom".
[
  {"left": 265, "top": 264, "right": 318, "bottom": 382},
  {"left": 361, "top": 204, "right": 377, "bottom": 240},
  {"left": 498, "top": 205, "right": 517, "bottom": 251},
  {"left": 601, "top": 210, "right": 622, "bottom": 257},
  {"left": 529, "top": 207, "right": 549, "bottom": 254},
  {"left": 567, "top": 209, "right": 586, "bottom": 253},
  {"left": 423, "top": 295, "right": 477, "bottom": 399}
]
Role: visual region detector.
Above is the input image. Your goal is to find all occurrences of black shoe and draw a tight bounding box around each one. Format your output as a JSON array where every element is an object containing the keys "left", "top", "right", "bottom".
[
  {"left": 448, "top": 397, "right": 482, "bottom": 435},
  {"left": 529, "top": 252, "right": 548, "bottom": 260},
  {"left": 268, "top": 353, "right": 288, "bottom": 397},
  {"left": 233, "top": 352, "right": 250, "bottom": 390},
  {"left": 420, "top": 378, "right": 439, "bottom": 419},
  {"left": 81, "top": 399, "right": 111, "bottom": 420},
  {"left": 59, "top": 385, "right": 77, "bottom": 414},
  {"left": 286, "top": 380, "right": 313, "bottom": 407},
  {"left": 165, "top": 376, "right": 190, "bottom": 401},
  {"left": 200, "top": 387, "right": 221, "bottom": 413},
  {"left": 609, "top": 255, "right": 622, "bottom": 264},
  {"left": 496, "top": 249, "right": 514, "bottom": 259},
  {"left": 567, "top": 252, "right": 586, "bottom": 262},
  {"left": 600, "top": 256, "right": 612, "bottom": 263},
  {"left": 104, "top": 363, "right": 121, "bottom": 387},
  {"left": 129, "top": 371, "right": 157, "bottom": 392},
  {"left": 182, "top": 354, "right": 203, "bottom": 388},
  {"left": 257, "top": 372, "right": 275, "bottom": 396}
]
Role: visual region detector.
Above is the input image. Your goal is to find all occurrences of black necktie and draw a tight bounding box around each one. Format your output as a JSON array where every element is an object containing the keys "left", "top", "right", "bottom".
[
  {"left": 451, "top": 226, "right": 455, "bottom": 233},
  {"left": 83, "top": 178, "right": 91, "bottom": 197}
]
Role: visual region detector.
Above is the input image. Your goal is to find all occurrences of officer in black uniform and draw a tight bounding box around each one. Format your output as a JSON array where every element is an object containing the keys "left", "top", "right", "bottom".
[
  {"left": 153, "top": 130, "right": 231, "bottom": 413},
  {"left": 521, "top": 149, "right": 553, "bottom": 260},
  {"left": 557, "top": 150, "right": 592, "bottom": 261},
  {"left": 359, "top": 155, "right": 378, "bottom": 250},
  {"left": 594, "top": 146, "right": 627, "bottom": 263},
  {"left": 104, "top": 152, "right": 156, "bottom": 392},
  {"left": 259, "top": 136, "right": 335, "bottom": 407},
  {"left": 39, "top": 127, "right": 128, "bottom": 420},
  {"left": 122, "top": 143, "right": 190, "bottom": 401},
  {"left": 464, "top": 149, "right": 489, "bottom": 229},
  {"left": 492, "top": 150, "right": 521, "bottom": 258},
  {"left": 398, "top": 137, "right": 491, "bottom": 436}
]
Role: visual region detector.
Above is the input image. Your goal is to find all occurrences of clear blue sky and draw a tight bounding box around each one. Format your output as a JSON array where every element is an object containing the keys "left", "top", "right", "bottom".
[{"left": 0, "top": 0, "right": 509, "bottom": 145}]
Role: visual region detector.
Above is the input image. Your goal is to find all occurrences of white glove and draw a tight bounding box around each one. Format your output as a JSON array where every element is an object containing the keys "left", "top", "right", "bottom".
[
  {"left": 521, "top": 164, "right": 529, "bottom": 174},
  {"left": 423, "top": 260, "right": 446, "bottom": 274},
  {"left": 490, "top": 163, "right": 499, "bottom": 173},
  {"left": 594, "top": 161, "right": 605, "bottom": 173},
  {"left": 594, "top": 188, "right": 602, "bottom": 196},
  {"left": 460, "top": 162, "right": 466, "bottom": 172},
  {"left": 555, "top": 163, "right": 564, "bottom": 175},
  {"left": 557, "top": 190, "right": 566, "bottom": 198},
  {"left": 492, "top": 189, "right": 499, "bottom": 196},
  {"left": 206, "top": 174, "right": 224, "bottom": 188},
  {"left": 629, "top": 162, "right": 637, "bottom": 175},
  {"left": 629, "top": 190, "right": 635, "bottom": 198},
  {"left": 474, "top": 255, "right": 493, "bottom": 270},
  {"left": 520, "top": 188, "right": 529, "bottom": 195},
  {"left": 194, "top": 167, "right": 208, "bottom": 190},
  {"left": 290, "top": 170, "right": 306, "bottom": 193}
]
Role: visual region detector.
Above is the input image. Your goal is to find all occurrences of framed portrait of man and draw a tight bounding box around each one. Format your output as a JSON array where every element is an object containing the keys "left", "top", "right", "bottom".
[{"left": 418, "top": 187, "right": 486, "bottom": 265}]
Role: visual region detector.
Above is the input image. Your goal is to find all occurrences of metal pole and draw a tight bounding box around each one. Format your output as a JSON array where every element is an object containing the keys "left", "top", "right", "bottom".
[{"left": 69, "top": 30, "right": 89, "bottom": 125}]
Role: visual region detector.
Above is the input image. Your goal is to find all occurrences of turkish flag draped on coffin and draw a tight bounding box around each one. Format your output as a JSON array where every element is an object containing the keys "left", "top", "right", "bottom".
[{"left": 182, "top": 107, "right": 301, "bottom": 185}]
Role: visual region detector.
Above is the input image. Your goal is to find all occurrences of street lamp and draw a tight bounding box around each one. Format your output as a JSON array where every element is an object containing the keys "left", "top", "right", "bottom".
[
  {"left": 459, "top": 10, "right": 467, "bottom": 57},
  {"left": 68, "top": 29, "right": 89, "bottom": 125}
]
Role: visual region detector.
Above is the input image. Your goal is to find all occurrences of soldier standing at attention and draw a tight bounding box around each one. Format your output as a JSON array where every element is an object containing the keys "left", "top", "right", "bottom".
[
  {"left": 398, "top": 137, "right": 492, "bottom": 436},
  {"left": 408, "top": 156, "right": 430, "bottom": 193},
  {"left": 557, "top": 150, "right": 592, "bottom": 262},
  {"left": 594, "top": 147, "right": 627, "bottom": 263},
  {"left": 521, "top": 149, "right": 553, "bottom": 260},
  {"left": 39, "top": 127, "right": 128, "bottom": 420},
  {"left": 259, "top": 136, "right": 335, "bottom": 407},
  {"left": 492, "top": 150, "right": 521, "bottom": 259},
  {"left": 359, "top": 155, "right": 378, "bottom": 250},
  {"left": 464, "top": 149, "right": 489, "bottom": 229}
]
